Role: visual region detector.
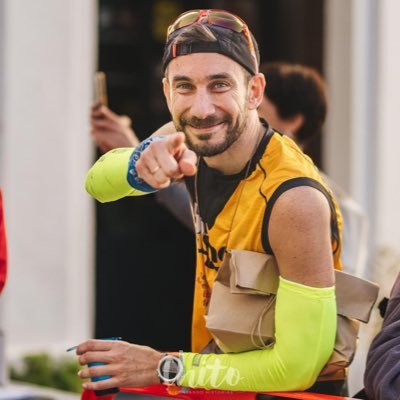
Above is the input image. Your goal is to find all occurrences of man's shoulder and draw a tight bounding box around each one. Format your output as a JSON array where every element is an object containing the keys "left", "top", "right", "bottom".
[
  {"left": 261, "top": 132, "right": 317, "bottom": 174},
  {"left": 270, "top": 185, "right": 331, "bottom": 221},
  {"left": 259, "top": 133, "right": 330, "bottom": 199}
]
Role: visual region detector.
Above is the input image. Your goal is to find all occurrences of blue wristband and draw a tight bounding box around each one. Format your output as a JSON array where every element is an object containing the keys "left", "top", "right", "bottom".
[{"left": 127, "top": 136, "right": 166, "bottom": 193}]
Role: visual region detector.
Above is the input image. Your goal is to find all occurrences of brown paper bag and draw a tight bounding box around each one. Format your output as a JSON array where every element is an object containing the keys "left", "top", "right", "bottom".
[{"left": 205, "top": 249, "right": 379, "bottom": 375}]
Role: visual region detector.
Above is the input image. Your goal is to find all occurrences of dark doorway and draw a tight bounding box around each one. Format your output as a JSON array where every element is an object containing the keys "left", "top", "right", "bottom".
[{"left": 95, "top": 0, "right": 325, "bottom": 351}]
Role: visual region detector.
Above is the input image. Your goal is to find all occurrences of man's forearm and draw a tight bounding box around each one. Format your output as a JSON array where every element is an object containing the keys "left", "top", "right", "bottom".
[
  {"left": 180, "top": 277, "right": 336, "bottom": 392},
  {"left": 85, "top": 147, "right": 150, "bottom": 202}
]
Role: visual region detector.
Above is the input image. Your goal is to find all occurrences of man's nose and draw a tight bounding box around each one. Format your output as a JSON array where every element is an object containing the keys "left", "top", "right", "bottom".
[{"left": 190, "top": 90, "right": 216, "bottom": 120}]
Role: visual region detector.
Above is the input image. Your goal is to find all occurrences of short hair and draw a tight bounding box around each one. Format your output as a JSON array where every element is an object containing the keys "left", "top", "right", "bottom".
[{"left": 260, "top": 62, "right": 327, "bottom": 146}]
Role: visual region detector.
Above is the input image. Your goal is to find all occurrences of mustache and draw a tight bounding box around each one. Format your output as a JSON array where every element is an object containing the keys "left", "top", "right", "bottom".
[{"left": 180, "top": 115, "right": 231, "bottom": 128}]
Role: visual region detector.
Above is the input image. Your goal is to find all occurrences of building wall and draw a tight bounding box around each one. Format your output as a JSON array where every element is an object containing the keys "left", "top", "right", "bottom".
[
  {"left": 0, "top": 0, "right": 96, "bottom": 359},
  {"left": 324, "top": 0, "right": 400, "bottom": 394}
]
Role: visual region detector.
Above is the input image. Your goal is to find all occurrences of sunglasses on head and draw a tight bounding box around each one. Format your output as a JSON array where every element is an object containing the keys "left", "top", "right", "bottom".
[{"left": 167, "top": 9, "right": 257, "bottom": 69}]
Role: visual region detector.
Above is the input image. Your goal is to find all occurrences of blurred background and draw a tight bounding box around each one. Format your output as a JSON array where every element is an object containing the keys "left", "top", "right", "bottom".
[{"left": 0, "top": 0, "right": 399, "bottom": 396}]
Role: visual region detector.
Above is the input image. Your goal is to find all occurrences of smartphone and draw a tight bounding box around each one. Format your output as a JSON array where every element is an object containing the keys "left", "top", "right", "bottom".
[{"left": 94, "top": 71, "right": 108, "bottom": 106}]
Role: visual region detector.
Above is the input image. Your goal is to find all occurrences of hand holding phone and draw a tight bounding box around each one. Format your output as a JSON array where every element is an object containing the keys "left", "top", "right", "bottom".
[{"left": 94, "top": 71, "right": 108, "bottom": 107}]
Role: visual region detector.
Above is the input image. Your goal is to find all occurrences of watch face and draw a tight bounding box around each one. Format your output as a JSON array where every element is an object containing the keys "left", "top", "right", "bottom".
[
  {"left": 161, "top": 357, "right": 179, "bottom": 380},
  {"left": 158, "top": 354, "right": 184, "bottom": 384}
]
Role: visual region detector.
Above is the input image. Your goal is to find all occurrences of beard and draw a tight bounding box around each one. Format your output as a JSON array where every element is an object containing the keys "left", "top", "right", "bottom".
[{"left": 175, "top": 111, "right": 247, "bottom": 157}]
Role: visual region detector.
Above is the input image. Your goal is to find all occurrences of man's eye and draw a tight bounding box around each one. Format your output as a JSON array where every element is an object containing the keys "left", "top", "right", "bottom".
[
  {"left": 176, "top": 83, "right": 192, "bottom": 90},
  {"left": 213, "top": 82, "right": 229, "bottom": 90}
]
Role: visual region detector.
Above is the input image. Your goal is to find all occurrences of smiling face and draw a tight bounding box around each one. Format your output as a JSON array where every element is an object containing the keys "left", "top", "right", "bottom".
[{"left": 163, "top": 53, "right": 253, "bottom": 157}]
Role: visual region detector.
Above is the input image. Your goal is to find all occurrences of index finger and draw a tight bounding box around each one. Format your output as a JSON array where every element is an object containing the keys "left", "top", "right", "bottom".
[
  {"left": 150, "top": 133, "right": 188, "bottom": 178},
  {"left": 166, "top": 132, "right": 186, "bottom": 156},
  {"left": 76, "top": 339, "right": 115, "bottom": 355}
]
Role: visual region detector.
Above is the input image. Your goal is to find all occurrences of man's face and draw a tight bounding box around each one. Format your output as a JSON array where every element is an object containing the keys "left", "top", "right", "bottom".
[{"left": 163, "top": 53, "right": 251, "bottom": 157}]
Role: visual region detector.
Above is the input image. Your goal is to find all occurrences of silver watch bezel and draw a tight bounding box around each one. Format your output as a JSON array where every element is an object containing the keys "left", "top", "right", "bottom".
[{"left": 156, "top": 354, "right": 184, "bottom": 385}]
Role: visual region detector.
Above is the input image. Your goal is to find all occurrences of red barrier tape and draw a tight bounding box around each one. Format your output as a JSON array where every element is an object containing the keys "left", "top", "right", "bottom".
[{"left": 82, "top": 385, "right": 356, "bottom": 400}]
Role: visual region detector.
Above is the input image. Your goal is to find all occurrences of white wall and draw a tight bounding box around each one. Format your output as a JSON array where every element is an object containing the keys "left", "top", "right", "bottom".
[
  {"left": 323, "top": 0, "right": 352, "bottom": 193},
  {"left": 0, "top": 0, "right": 96, "bottom": 359},
  {"left": 375, "top": 0, "right": 400, "bottom": 253},
  {"left": 324, "top": 0, "right": 400, "bottom": 395}
]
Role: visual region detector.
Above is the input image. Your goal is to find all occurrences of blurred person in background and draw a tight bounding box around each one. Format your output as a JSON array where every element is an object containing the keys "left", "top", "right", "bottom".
[{"left": 90, "top": 62, "right": 367, "bottom": 278}]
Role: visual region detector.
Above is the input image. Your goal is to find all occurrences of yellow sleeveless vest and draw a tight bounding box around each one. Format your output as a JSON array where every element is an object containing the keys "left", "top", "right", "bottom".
[{"left": 190, "top": 131, "right": 343, "bottom": 352}]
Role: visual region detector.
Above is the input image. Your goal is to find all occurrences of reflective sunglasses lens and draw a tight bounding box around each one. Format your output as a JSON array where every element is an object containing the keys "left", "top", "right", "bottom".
[
  {"left": 208, "top": 11, "right": 243, "bottom": 33},
  {"left": 172, "top": 11, "right": 200, "bottom": 31}
]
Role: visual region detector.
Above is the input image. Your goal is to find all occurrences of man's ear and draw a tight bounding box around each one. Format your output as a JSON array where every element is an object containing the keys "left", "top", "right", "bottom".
[
  {"left": 162, "top": 77, "right": 172, "bottom": 112},
  {"left": 247, "top": 73, "right": 266, "bottom": 110}
]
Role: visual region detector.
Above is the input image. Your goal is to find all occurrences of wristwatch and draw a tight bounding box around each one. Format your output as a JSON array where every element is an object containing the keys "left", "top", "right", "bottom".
[{"left": 157, "top": 354, "right": 184, "bottom": 385}]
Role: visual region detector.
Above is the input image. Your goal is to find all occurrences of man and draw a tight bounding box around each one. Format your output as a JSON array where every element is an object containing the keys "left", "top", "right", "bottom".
[{"left": 78, "top": 9, "right": 343, "bottom": 394}]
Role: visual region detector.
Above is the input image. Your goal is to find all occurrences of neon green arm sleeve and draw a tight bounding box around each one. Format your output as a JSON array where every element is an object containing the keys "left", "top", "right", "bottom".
[
  {"left": 180, "top": 277, "right": 336, "bottom": 392},
  {"left": 85, "top": 148, "right": 148, "bottom": 202}
]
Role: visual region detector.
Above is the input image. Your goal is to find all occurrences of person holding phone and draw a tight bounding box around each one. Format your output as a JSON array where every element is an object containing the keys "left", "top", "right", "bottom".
[{"left": 91, "top": 80, "right": 194, "bottom": 229}]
